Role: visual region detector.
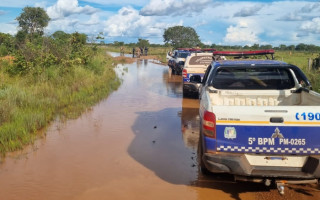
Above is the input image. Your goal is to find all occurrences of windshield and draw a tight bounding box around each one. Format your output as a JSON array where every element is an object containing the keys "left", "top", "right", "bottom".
[
  {"left": 179, "top": 52, "right": 190, "bottom": 58},
  {"left": 212, "top": 67, "right": 295, "bottom": 90}
]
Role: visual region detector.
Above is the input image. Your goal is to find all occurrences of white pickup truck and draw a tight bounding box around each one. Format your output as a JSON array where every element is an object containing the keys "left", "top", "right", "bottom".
[
  {"left": 182, "top": 52, "right": 214, "bottom": 97},
  {"left": 195, "top": 50, "right": 320, "bottom": 194}
]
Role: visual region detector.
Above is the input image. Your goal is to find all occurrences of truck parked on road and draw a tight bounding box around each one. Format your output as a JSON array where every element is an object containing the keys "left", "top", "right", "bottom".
[
  {"left": 167, "top": 49, "right": 190, "bottom": 75},
  {"left": 182, "top": 49, "right": 216, "bottom": 97},
  {"left": 193, "top": 50, "right": 320, "bottom": 194}
]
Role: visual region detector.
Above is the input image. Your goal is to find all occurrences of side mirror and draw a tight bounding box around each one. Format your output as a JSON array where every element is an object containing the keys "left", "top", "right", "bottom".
[{"left": 190, "top": 75, "right": 202, "bottom": 83}]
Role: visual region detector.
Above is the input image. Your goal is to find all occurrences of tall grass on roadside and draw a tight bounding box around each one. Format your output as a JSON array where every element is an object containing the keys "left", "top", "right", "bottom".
[
  {"left": 274, "top": 51, "right": 320, "bottom": 92},
  {"left": 0, "top": 49, "right": 120, "bottom": 155}
]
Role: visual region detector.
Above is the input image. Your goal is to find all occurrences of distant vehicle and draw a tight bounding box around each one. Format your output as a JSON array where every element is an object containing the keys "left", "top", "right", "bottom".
[
  {"left": 168, "top": 48, "right": 216, "bottom": 76},
  {"left": 195, "top": 50, "right": 320, "bottom": 195},
  {"left": 167, "top": 49, "right": 190, "bottom": 75},
  {"left": 182, "top": 51, "right": 216, "bottom": 97}
]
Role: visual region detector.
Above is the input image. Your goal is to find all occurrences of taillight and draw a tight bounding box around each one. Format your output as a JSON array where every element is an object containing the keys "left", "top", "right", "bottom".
[
  {"left": 202, "top": 111, "right": 216, "bottom": 138},
  {"left": 182, "top": 69, "right": 187, "bottom": 78}
]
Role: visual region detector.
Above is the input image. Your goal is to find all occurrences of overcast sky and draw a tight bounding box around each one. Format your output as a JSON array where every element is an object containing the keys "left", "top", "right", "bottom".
[{"left": 0, "top": 0, "right": 319, "bottom": 46}]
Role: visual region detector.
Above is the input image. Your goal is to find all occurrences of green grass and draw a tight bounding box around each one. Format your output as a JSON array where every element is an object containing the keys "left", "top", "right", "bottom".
[
  {"left": 274, "top": 51, "right": 320, "bottom": 92},
  {"left": 0, "top": 49, "right": 120, "bottom": 155}
]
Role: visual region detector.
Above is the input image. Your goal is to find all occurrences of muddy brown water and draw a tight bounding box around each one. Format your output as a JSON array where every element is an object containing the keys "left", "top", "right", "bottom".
[{"left": 0, "top": 54, "right": 319, "bottom": 200}]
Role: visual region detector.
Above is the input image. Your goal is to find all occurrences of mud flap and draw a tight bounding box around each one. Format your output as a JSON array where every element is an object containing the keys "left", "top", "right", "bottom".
[{"left": 302, "top": 157, "right": 320, "bottom": 177}]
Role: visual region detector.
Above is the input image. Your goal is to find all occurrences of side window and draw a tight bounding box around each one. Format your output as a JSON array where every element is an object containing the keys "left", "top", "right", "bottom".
[
  {"left": 202, "top": 64, "right": 212, "bottom": 85},
  {"left": 291, "top": 67, "right": 311, "bottom": 88}
]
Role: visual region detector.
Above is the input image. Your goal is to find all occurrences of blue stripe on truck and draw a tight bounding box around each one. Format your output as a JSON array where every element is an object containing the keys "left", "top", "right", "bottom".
[{"left": 205, "top": 125, "right": 320, "bottom": 155}]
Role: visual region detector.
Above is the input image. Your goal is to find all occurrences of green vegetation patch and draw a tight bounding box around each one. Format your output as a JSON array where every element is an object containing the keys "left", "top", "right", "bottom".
[{"left": 0, "top": 49, "right": 120, "bottom": 155}]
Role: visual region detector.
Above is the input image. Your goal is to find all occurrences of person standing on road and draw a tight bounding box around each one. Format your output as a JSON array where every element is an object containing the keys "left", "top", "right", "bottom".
[
  {"left": 120, "top": 46, "right": 124, "bottom": 56},
  {"left": 132, "top": 47, "right": 135, "bottom": 58},
  {"left": 144, "top": 47, "right": 148, "bottom": 56},
  {"left": 140, "top": 47, "right": 143, "bottom": 56}
]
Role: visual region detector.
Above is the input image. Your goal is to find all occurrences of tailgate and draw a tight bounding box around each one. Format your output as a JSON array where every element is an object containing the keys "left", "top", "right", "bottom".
[
  {"left": 214, "top": 106, "right": 320, "bottom": 155},
  {"left": 186, "top": 66, "right": 207, "bottom": 75}
]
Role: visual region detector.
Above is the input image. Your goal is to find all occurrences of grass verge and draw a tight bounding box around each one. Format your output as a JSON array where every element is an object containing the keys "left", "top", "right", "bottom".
[{"left": 0, "top": 49, "right": 120, "bottom": 155}]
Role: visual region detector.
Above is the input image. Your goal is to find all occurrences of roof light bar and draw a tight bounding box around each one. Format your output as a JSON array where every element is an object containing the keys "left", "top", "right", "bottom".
[
  {"left": 212, "top": 49, "right": 275, "bottom": 60},
  {"left": 177, "top": 48, "right": 216, "bottom": 52}
]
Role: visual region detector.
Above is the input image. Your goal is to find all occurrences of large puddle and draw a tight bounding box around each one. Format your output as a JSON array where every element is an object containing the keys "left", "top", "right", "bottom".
[{"left": 0, "top": 54, "right": 319, "bottom": 200}]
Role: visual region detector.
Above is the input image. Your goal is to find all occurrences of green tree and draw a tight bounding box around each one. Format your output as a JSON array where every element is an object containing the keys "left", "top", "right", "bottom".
[
  {"left": 295, "top": 43, "right": 307, "bottom": 51},
  {"left": 52, "top": 31, "right": 71, "bottom": 41},
  {"left": 279, "top": 44, "right": 287, "bottom": 50},
  {"left": 288, "top": 45, "right": 295, "bottom": 51},
  {"left": 251, "top": 43, "right": 260, "bottom": 50},
  {"left": 260, "top": 44, "right": 272, "bottom": 49},
  {"left": 71, "top": 32, "right": 87, "bottom": 45},
  {"left": 113, "top": 41, "right": 124, "bottom": 46},
  {"left": 137, "top": 38, "right": 149, "bottom": 47},
  {"left": 16, "top": 7, "right": 50, "bottom": 37},
  {"left": 0, "top": 33, "right": 14, "bottom": 55},
  {"left": 15, "top": 30, "right": 28, "bottom": 45},
  {"left": 163, "top": 26, "right": 201, "bottom": 48}
]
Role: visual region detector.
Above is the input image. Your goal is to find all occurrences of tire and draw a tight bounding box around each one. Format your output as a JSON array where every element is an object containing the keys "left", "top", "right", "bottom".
[
  {"left": 198, "top": 134, "right": 210, "bottom": 175},
  {"left": 183, "top": 87, "right": 189, "bottom": 98}
]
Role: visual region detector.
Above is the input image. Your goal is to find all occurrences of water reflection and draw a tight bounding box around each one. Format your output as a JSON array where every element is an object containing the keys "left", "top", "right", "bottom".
[
  {"left": 107, "top": 51, "right": 132, "bottom": 58},
  {"left": 162, "top": 69, "right": 183, "bottom": 98},
  {"left": 180, "top": 98, "right": 200, "bottom": 150}
]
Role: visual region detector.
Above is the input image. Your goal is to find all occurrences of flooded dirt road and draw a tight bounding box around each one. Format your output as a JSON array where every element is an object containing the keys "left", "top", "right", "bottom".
[{"left": 1, "top": 55, "right": 320, "bottom": 200}]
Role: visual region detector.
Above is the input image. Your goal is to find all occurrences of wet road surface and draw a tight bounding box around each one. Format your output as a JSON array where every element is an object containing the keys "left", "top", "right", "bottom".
[{"left": 0, "top": 54, "right": 320, "bottom": 200}]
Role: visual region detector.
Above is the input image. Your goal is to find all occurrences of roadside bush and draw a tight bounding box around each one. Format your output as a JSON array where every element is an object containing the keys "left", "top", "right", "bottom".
[
  {"left": 0, "top": 44, "right": 8, "bottom": 56},
  {"left": 0, "top": 48, "right": 120, "bottom": 155}
]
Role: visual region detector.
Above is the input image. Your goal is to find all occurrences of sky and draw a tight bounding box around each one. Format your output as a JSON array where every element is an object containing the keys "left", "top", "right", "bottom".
[{"left": 0, "top": 0, "right": 319, "bottom": 46}]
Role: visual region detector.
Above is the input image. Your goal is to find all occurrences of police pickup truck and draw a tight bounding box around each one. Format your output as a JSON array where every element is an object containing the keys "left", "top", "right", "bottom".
[
  {"left": 167, "top": 49, "right": 190, "bottom": 75},
  {"left": 182, "top": 49, "right": 216, "bottom": 97},
  {"left": 195, "top": 50, "right": 320, "bottom": 194}
]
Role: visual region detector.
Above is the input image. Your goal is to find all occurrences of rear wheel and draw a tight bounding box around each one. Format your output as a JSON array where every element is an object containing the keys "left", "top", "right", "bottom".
[
  {"left": 171, "top": 68, "right": 176, "bottom": 75},
  {"left": 183, "top": 86, "right": 189, "bottom": 98},
  {"left": 198, "top": 134, "right": 210, "bottom": 175}
]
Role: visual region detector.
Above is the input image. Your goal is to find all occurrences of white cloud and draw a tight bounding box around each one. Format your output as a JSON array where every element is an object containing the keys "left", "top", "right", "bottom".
[
  {"left": 234, "top": 5, "right": 264, "bottom": 17},
  {"left": 300, "top": 17, "right": 320, "bottom": 34},
  {"left": 0, "top": 23, "right": 17, "bottom": 34},
  {"left": 300, "top": 2, "right": 320, "bottom": 13},
  {"left": 223, "top": 20, "right": 260, "bottom": 45},
  {"left": 47, "top": 18, "right": 79, "bottom": 33},
  {"left": 47, "top": 0, "right": 98, "bottom": 20},
  {"left": 82, "top": 14, "right": 100, "bottom": 25},
  {"left": 278, "top": 12, "right": 309, "bottom": 21},
  {"left": 104, "top": 7, "right": 157, "bottom": 38},
  {"left": 81, "top": 0, "right": 148, "bottom": 7},
  {"left": 140, "top": 0, "right": 211, "bottom": 16}
]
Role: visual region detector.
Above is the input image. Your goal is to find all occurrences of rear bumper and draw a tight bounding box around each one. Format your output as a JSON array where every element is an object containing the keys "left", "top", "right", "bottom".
[
  {"left": 183, "top": 82, "right": 200, "bottom": 94},
  {"left": 203, "top": 153, "right": 320, "bottom": 179}
]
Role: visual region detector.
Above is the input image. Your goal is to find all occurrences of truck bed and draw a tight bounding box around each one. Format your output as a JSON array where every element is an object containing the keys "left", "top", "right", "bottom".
[{"left": 208, "top": 87, "right": 320, "bottom": 106}]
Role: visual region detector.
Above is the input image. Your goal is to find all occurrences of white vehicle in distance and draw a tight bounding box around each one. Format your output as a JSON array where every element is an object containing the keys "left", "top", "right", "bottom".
[{"left": 182, "top": 49, "right": 216, "bottom": 98}]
